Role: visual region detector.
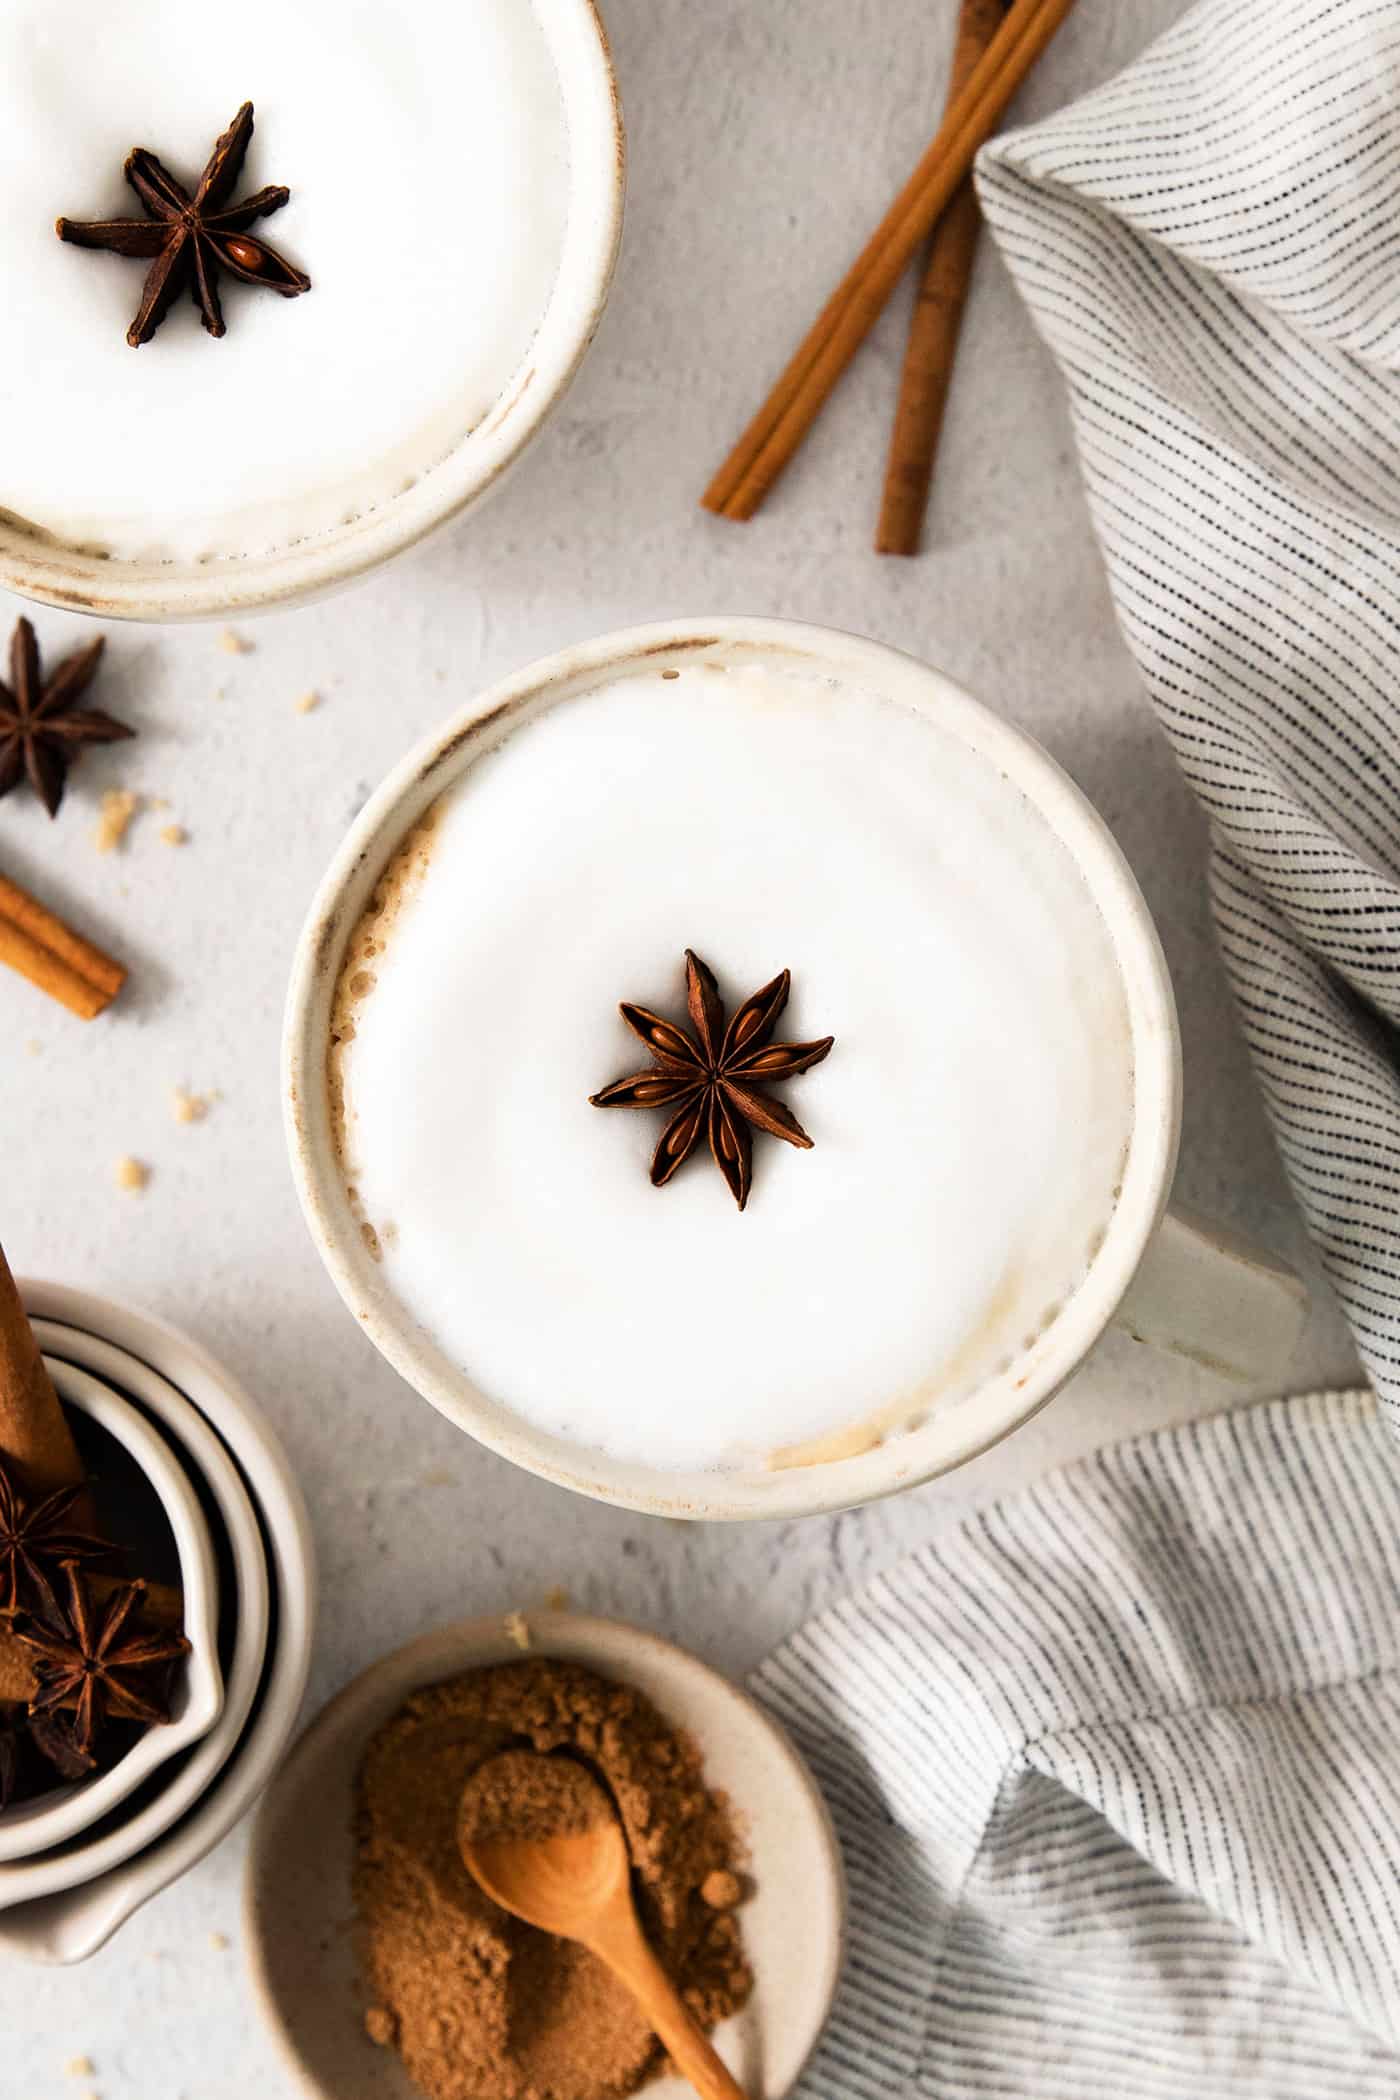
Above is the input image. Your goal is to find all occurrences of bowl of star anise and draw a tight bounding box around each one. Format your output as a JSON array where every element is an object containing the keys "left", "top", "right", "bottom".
[{"left": 0, "top": 1259, "right": 221, "bottom": 1862}]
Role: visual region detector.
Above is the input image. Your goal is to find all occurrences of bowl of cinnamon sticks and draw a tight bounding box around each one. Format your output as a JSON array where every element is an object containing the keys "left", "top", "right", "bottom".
[{"left": 0, "top": 1246, "right": 221, "bottom": 1859}]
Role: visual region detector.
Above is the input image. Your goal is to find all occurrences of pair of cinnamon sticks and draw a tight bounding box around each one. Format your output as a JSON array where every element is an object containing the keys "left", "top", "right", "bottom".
[
  {"left": 0, "top": 870, "right": 125, "bottom": 1019},
  {"left": 703, "top": 0, "right": 1076, "bottom": 551}
]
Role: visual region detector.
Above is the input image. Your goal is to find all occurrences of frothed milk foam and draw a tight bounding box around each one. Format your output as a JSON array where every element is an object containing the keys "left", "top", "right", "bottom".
[
  {"left": 1, "top": 0, "right": 567, "bottom": 560},
  {"left": 330, "top": 661, "right": 1136, "bottom": 1473}
]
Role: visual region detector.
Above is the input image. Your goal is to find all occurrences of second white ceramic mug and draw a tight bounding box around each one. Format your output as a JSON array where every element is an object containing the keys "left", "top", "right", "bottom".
[
  {"left": 0, "top": 0, "right": 623, "bottom": 623},
  {"left": 284, "top": 617, "right": 1306, "bottom": 1520}
]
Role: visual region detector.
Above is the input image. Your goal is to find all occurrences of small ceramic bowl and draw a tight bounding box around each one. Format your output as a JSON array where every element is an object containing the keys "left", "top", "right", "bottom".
[
  {"left": 0, "top": 1284, "right": 314, "bottom": 1963},
  {"left": 0, "top": 1324, "right": 269, "bottom": 1913},
  {"left": 0, "top": 1360, "right": 223, "bottom": 1864},
  {"left": 245, "top": 1612, "right": 845, "bottom": 2100}
]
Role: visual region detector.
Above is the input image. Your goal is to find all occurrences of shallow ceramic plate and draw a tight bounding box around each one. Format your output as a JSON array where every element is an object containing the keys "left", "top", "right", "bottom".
[
  {"left": 245, "top": 1612, "right": 846, "bottom": 2100},
  {"left": 0, "top": 1360, "right": 224, "bottom": 1866},
  {"left": 0, "top": 1285, "right": 314, "bottom": 1964}
]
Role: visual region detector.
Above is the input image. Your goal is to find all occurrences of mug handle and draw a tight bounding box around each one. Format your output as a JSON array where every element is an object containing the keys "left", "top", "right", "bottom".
[{"left": 1112, "top": 1203, "right": 1308, "bottom": 1386}]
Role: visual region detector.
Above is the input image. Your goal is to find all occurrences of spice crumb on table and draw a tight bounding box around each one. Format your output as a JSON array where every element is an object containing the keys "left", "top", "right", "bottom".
[{"left": 94, "top": 787, "right": 139, "bottom": 854}]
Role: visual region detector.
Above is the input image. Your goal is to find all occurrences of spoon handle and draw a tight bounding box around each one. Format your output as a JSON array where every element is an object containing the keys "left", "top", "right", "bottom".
[{"left": 588, "top": 1907, "right": 748, "bottom": 2100}]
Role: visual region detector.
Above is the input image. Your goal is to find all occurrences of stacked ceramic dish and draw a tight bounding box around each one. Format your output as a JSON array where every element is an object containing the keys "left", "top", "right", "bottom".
[{"left": 0, "top": 1283, "right": 314, "bottom": 1965}]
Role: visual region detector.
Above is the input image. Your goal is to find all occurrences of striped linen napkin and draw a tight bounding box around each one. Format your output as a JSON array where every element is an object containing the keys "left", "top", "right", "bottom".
[
  {"left": 759, "top": 3, "right": 1400, "bottom": 2089},
  {"left": 975, "top": 0, "right": 1400, "bottom": 1429},
  {"left": 760, "top": 1391, "right": 1400, "bottom": 2095}
]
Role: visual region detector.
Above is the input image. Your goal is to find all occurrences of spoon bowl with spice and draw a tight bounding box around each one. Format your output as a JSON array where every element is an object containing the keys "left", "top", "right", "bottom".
[
  {"left": 246, "top": 1611, "right": 844, "bottom": 2100},
  {"left": 459, "top": 1749, "right": 749, "bottom": 2100}
]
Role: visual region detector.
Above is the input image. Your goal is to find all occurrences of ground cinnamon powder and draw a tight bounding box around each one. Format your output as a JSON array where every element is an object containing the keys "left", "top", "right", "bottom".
[
  {"left": 354, "top": 1660, "right": 753, "bottom": 2100},
  {"left": 459, "top": 1746, "right": 614, "bottom": 1846}
]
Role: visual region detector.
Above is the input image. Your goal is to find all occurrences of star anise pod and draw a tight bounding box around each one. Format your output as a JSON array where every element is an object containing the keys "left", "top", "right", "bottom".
[
  {"left": 590, "top": 950, "right": 835, "bottom": 1210},
  {"left": 57, "top": 101, "right": 311, "bottom": 347},
  {"left": 13, "top": 1565, "right": 189, "bottom": 1762},
  {"left": 0, "top": 1454, "right": 113, "bottom": 1620},
  {"left": 0, "top": 617, "right": 133, "bottom": 819},
  {"left": 0, "top": 1709, "right": 93, "bottom": 1811},
  {"left": 28, "top": 1709, "right": 97, "bottom": 1782}
]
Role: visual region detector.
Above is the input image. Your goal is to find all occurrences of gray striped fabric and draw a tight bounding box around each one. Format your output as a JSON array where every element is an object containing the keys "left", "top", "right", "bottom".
[
  {"left": 760, "top": 1391, "right": 1400, "bottom": 2094},
  {"left": 974, "top": 0, "right": 1400, "bottom": 1426},
  {"left": 761, "top": 8, "right": 1400, "bottom": 2090}
]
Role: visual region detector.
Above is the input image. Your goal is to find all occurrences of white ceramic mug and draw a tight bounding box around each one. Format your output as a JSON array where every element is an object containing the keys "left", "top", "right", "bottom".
[
  {"left": 284, "top": 617, "right": 1307, "bottom": 1521},
  {"left": 0, "top": 0, "right": 623, "bottom": 623}
]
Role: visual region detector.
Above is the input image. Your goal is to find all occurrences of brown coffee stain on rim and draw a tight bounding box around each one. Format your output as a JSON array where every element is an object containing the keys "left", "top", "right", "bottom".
[
  {"left": 312, "top": 904, "right": 346, "bottom": 980},
  {"left": 635, "top": 635, "right": 722, "bottom": 657},
  {"left": 420, "top": 638, "right": 728, "bottom": 785},
  {"left": 325, "top": 803, "right": 443, "bottom": 1231},
  {"left": 766, "top": 1260, "right": 1027, "bottom": 1471},
  {"left": 429, "top": 692, "right": 530, "bottom": 776},
  {"left": 483, "top": 365, "right": 537, "bottom": 436},
  {"left": 583, "top": 0, "right": 626, "bottom": 183}
]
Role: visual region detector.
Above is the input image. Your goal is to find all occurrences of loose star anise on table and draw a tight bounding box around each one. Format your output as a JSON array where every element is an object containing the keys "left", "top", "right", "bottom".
[
  {"left": 590, "top": 950, "right": 835, "bottom": 1210},
  {"left": 57, "top": 100, "right": 311, "bottom": 347},
  {"left": 0, "top": 1453, "right": 112, "bottom": 1620},
  {"left": 12, "top": 1564, "right": 189, "bottom": 1762},
  {"left": 0, "top": 617, "right": 133, "bottom": 818}
]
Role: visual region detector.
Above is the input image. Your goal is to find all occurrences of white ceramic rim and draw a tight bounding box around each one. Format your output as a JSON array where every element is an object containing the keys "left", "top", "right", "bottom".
[
  {"left": 0, "top": 1283, "right": 315, "bottom": 1963},
  {"left": 0, "top": 1319, "right": 271, "bottom": 1913},
  {"left": 283, "top": 615, "right": 1183, "bottom": 1522},
  {"left": 243, "top": 1610, "right": 845, "bottom": 2100},
  {"left": 0, "top": 1361, "right": 224, "bottom": 1864},
  {"left": 0, "top": 0, "right": 624, "bottom": 622}
]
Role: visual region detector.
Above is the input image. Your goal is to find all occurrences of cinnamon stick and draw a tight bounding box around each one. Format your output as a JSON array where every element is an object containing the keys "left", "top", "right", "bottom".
[
  {"left": 877, "top": 0, "right": 1006, "bottom": 555},
  {"left": 0, "top": 871, "right": 126, "bottom": 1020},
  {"left": 0, "top": 1241, "right": 84, "bottom": 1498},
  {"left": 702, "top": 0, "right": 1078, "bottom": 521}
]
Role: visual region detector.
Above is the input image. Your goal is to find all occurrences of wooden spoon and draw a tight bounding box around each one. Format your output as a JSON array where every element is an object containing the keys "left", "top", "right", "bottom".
[{"left": 458, "top": 1749, "right": 748, "bottom": 2100}]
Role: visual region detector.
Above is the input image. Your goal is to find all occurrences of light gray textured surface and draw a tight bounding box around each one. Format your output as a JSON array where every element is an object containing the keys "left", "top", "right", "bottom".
[{"left": 1, "top": 0, "right": 1361, "bottom": 2089}]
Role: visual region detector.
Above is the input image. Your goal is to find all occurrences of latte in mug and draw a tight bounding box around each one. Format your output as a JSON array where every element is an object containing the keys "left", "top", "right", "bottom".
[
  {"left": 1, "top": 0, "right": 570, "bottom": 562},
  {"left": 327, "top": 656, "right": 1136, "bottom": 1474}
]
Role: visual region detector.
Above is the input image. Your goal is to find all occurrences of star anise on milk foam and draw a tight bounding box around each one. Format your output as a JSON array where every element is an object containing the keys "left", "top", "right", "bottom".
[
  {"left": 590, "top": 950, "right": 835, "bottom": 1211},
  {"left": 56, "top": 101, "right": 310, "bottom": 347}
]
